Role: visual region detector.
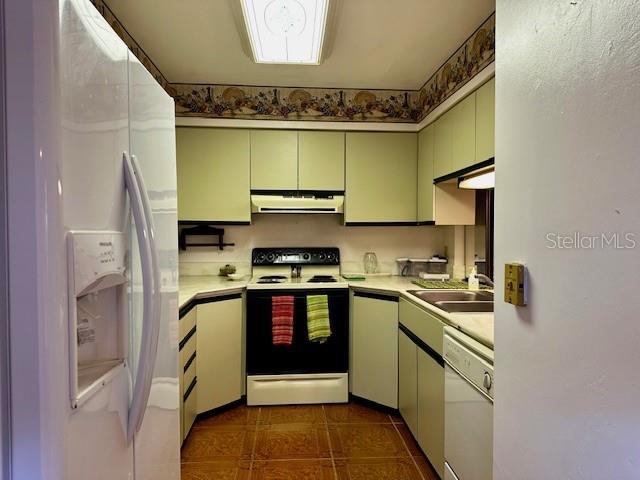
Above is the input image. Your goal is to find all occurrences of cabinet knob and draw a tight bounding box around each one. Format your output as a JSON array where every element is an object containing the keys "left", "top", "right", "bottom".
[{"left": 483, "top": 372, "right": 493, "bottom": 390}]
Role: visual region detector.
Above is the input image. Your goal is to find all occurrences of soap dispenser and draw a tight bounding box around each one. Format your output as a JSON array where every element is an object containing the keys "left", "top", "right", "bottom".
[{"left": 468, "top": 266, "right": 480, "bottom": 290}]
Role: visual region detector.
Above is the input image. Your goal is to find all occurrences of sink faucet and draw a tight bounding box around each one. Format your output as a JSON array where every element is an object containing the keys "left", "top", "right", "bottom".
[{"left": 477, "top": 274, "right": 494, "bottom": 288}]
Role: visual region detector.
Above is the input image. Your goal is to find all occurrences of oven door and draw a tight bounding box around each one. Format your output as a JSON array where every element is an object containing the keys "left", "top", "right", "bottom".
[{"left": 246, "top": 288, "right": 349, "bottom": 375}]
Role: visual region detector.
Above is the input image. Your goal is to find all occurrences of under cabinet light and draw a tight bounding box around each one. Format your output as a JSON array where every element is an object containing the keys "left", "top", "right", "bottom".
[
  {"left": 458, "top": 168, "right": 495, "bottom": 189},
  {"left": 240, "top": 0, "right": 329, "bottom": 64}
]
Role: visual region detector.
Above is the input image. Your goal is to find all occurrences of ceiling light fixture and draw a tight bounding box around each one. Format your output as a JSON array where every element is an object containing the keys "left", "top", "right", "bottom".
[
  {"left": 458, "top": 167, "right": 495, "bottom": 189},
  {"left": 240, "top": 0, "right": 329, "bottom": 65}
]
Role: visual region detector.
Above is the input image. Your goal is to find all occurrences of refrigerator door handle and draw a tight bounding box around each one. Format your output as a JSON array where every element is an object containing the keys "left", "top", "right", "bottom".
[{"left": 123, "top": 153, "right": 161, "bottom": 444}]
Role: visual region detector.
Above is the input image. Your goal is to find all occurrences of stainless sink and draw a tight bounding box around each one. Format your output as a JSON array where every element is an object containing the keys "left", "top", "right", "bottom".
[
  {"left": 407, "top": 290, "right": 494, "bottom": 303},
  {"left": 407, "top": 290, "right": 494, "bottom": 313},
  {"left": 433, "top": 301, "right": 494, "bottom": 313}
]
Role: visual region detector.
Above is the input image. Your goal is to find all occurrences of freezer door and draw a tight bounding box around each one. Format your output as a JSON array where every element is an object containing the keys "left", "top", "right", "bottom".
[
  {"left": 60, "top": 1, "right": 134, "bottom": 479},
  {"left": 127, "top": 53, "right": 180, "bottom": 480}
]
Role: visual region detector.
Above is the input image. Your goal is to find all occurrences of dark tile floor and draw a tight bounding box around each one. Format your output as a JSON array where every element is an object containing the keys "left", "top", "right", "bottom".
[{"left": 181, "top": 402, "right": 440, "bottom": 479}]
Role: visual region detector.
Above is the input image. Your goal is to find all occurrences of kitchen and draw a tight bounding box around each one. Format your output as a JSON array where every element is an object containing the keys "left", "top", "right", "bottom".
[{"left": 2, "top": 1, "right": 640, "bottom": 480}]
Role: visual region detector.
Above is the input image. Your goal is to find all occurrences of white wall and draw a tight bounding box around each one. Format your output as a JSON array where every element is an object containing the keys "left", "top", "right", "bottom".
[
  {"left": 179, "top": 214, "right": 446, "bottom": 275},
  {"left": 495, "top": 2, "right": 640, "bottom": 479}
]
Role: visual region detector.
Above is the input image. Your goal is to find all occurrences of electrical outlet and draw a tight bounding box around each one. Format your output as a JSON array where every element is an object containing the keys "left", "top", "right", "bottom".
[{"left": 504, "top": 263, "right": 527, "bottom": 306}]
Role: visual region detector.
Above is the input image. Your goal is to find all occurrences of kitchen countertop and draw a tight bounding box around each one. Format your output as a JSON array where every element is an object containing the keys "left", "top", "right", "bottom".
[
  {"left": 178, "top": 275, "right": 494, "bottom": 349},
  {"left": 178, "top": 275, "right": 248, "bottom": 309},
  {"left": 347, "top": 276, "right": 494, "bottom": 349}
]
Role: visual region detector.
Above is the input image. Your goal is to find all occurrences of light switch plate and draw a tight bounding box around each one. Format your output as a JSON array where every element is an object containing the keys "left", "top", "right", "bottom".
[{"left": 504, "top": 263, "right": 527, "bottom": 306}]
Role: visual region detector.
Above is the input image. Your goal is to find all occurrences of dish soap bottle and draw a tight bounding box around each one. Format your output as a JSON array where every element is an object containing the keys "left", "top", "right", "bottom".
[{"left": 468, "top": 266, "right": 480, "bottom": 290}]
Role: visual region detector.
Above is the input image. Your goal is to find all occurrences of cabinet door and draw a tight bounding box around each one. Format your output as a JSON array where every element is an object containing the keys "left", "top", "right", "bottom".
[
  {"left": 450, "top": 93, "right": 476, "bottom": 173},
  {"left": 417, "top": 124, "right": 435, "bottom": 223},
  {"left": 183, "top": 378, "right": 198, "bottom": 441},
  {"left": 298, "top": 131, "right": 345, "bottom": 191},
  {"left": 176, "top": 128, "right": 250, "bottom": 222},
  {"left": 345, "top": 132, "right": 417, "bottom": 223},
  {"left": 399, "top": 298, "right": 444, "bottom": 356},
  {"left": 418, "top": 349, "right": 445, "bottom": 479},
  {"left": 351, "top": 293, "right": 399, "bottom": 408},
  {"left": 433, "top": 111, "right": 453, "bottom": 179},
  {"left": 196, "top": 296, "right": 243, "bottom": 413},
  {"left": 398, "top": 329, "right": 418, "bottom": 437},
  {"left": 475, "top": 78, "right": 495, "bottom": 163},
  {"left": 250, "top": 130, "right": 298, "bottom": 190}
]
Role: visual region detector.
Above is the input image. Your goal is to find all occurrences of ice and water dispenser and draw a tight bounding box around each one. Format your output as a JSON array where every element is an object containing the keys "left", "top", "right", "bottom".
[{"left": 67, "top": 230, "right": 128, "bottom": 408}]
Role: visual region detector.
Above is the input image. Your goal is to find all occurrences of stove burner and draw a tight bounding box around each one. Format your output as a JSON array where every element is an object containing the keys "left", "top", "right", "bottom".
[
  {"left": 308, "top": 275, "right": 337, "bottom": 283},
  {"left": 257, "top": 275, "right": 287, "bottom": 284}
]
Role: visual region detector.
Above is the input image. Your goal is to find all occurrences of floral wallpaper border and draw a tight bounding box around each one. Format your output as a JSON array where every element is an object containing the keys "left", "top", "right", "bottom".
[{"left": 94, "top": 2, "right": 493, "bottom": 124}]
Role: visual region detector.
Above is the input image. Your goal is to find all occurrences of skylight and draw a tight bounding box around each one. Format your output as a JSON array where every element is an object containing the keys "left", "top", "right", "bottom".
[{"left": 240, "top": 0, "right": 329, "bottom": 65}]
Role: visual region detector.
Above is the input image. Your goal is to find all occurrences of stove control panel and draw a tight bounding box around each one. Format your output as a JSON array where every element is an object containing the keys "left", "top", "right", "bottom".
[{"left": 252, "top": 247, "right": 340, "bottom": 266}]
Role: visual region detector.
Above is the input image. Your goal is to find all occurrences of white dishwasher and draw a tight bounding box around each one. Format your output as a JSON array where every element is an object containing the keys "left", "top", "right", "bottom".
[{"left": 443, "top": 327, "right": 494, "bottom": 480}]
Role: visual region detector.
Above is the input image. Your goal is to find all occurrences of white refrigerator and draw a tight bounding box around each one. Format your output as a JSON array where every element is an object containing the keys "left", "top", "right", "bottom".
[{"left": 5, "top": 0, "right": 179, "bottom": 478}]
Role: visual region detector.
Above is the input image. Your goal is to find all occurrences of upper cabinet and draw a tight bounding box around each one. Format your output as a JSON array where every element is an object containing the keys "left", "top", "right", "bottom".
[
  {"left": 345, "top": 132, "right": 417, "bottom": 224},
  {"left": 450, "top": 94, "right": 476, "bottom": 173},
  {"left": 432, "top": 77, "right": 495, "bottom": 179},
  {"left": 250, "top": 130, "right": 345, "bottom": 192},
  {"left": 176, "top": 127, "right": 251, "bottom": 223},
  {"left": 433, "top": 110, "right": 453, "bottom": 179},
  {"left": 250, "top": 130, "right": 298, "bottom": 190},
  {"left": 298, "top": 131, "right": 345, "bottom": 191},
  {"left": 417, "top": 125, "right": 435, "bottom": 223},
  {"left": 475, "top": 78, "right": 495, "bottom": 163}
]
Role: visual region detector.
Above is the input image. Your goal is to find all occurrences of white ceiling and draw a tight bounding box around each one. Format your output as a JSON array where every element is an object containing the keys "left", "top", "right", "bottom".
[{"left": 105, "top": 0, "right": 495, "bottom": 90}]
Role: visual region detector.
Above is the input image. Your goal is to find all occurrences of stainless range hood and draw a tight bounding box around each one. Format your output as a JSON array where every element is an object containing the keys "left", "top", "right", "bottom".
[{"left": 251, "top": 194, "right": 344, "bottom": 214}]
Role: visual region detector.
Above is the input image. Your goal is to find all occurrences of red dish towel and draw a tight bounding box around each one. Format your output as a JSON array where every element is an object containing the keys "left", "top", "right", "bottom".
[{"left": 272, "top": 296, "right": 294, "bottom": 346}]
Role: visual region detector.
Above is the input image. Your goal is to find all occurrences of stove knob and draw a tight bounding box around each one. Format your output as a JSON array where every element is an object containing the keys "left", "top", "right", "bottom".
[
  {"left": 483, "top": 372, "right": 493, "bottom": 390},
  {"left": 318, "top": 253, "right": 326, "bottom": 261},
  {"left": 303, "top": 253, "right": 311, "bottom": 261},
  {"left": 326, "top": 252, "right": 336, "bottom": 262},
  {"left": 266, "top": 253, "right": 275, "bottom": 262},
  {"left": 256, "top": 253, "right": 266, "bottom": 263}
]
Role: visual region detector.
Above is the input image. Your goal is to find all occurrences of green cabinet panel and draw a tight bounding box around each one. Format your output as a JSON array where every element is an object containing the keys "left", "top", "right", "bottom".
[
  {"left": 250, "top": 130, "right": 298, "bottom": 190},
  {"left": 417, "top": 124, "right": 435, "bottom": 222},
  {"left": 398, "top": 298, "right": 445, "bottom": 478},
  {"left": 351, "top": 293, "right": 398, "bottom": 408},
  {"left": 418, "top": 348, "right": 445, "bottom": 478},
  {"left": 398, "top": 329, "right": 418, "bottom": 438},
  {"left": 197, "top": 298, "right": 243, "bottom": 414},
  {"left": 433, "top": 110, "right": 453, "bottom": 179},
  {"left": 476, "top": 77, "right": 495, "bottom": 162},
  {"left": 345, "top": 132, "right": 417, "bottom": 223},
  {"left": 176, "top": 128, "right": 250, "bottom": 222},
  {"left": 298, "top": 131, "right": 345, "bottom": 191},
  {"left": 450, "top": 93, "right": 476, "bottom": 173}
]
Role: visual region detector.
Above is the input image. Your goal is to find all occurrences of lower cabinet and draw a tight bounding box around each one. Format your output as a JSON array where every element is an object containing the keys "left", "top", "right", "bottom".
[
  {"left": 179, "top": 306, "right": 197, "bottom": 442},
  {"left": 182, "top": 376, "right": 198, "bottom": 442},
  {"left": 351, "top": 291, "right": 399, "bottom": 408},
  {"left": 196, "top": 293, "right": 244, "bottom": 414},
  {"left": 179, "top": 292, "right": 243, "bottom": 443},
  {"left": 398, "top": 298, "right": 445, "bottom": 478},
  {"left": 398, "top": 329, "right": 418, "bottom": 436},
  {"left": 417, "top": 347, "right": 444, "bottom": 479}
]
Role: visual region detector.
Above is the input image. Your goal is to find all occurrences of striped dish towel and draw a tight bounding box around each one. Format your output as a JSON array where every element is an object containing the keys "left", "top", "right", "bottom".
[
  {"left": 307, "top": 295, "right": 331, "bottom": 344},
  {"left": 272, "top": 296, "right": 294, "bottom": 346}
]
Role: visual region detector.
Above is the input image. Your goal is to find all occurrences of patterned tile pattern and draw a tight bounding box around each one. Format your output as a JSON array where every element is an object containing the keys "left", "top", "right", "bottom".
[
  {"left": 90, "top": 1, "right": 494, "bottom": 124},
  {"left": 181, "top": 401, "right": 440, "bottom": 479}
]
